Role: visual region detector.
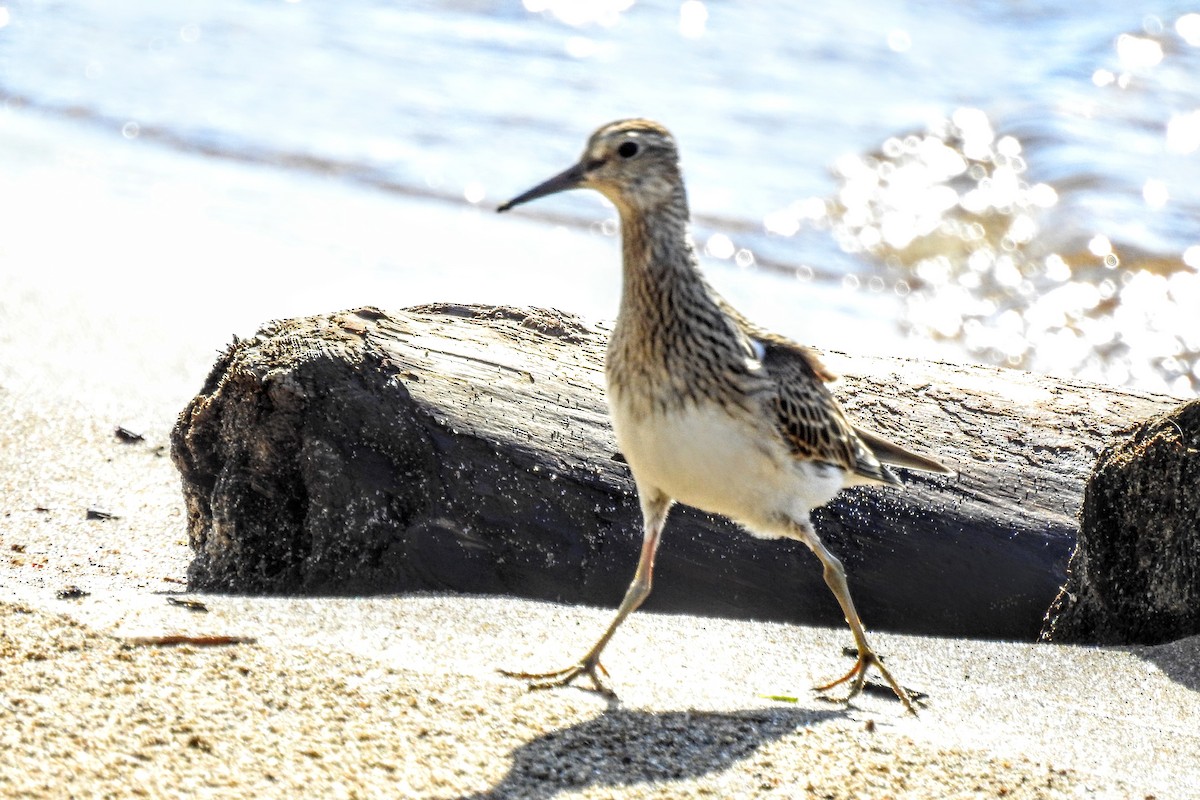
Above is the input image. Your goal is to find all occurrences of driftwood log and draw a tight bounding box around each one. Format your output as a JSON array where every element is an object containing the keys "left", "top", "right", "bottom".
[
  {"left": 1041, "top": 399, "right": 1200, "bottom": 644},
  {"left": 170, "top": 304, "right": 1178, "bottom": 641}
]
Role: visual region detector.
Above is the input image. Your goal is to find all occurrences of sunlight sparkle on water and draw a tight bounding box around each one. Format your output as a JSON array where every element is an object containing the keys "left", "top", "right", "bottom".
[
  {"left": 1142, "top": 178, "right": 1169, "bottom": 209},
  {"left": 763, "top": 196, "right": 825, "bottom": 237},
  {"left": 1088, "top": 235, "right": 1112, "bottom": 258},
  {"left": 704, "top": 232, "right": 734, "bottom": 260},
  {"left": 802, "top": 107, "right": 1200, "bottom": 392},
  {"left": 950, "top": 107, "right": 995, "bottom": 160},
  {"left": 825, "top": 109, "right": 1050, "bottom": 262},
  {"left": 464, "top": 181, "right": 486, "bottom": 204},
  {"left": 1183, "top": 246, "right": 1200, "bottom": 269},
  {"left": 1044, "top": 254, "right": 1072, "bottom": 283},
  {"left": 1166, "top": 110, "right": 1200, "bottom": 154},
  {"left": 1116, "top": 34, "right": 1164, "bottom": 70},
  {"left": 1176, "top": 13, "right": 1200, "bottom": 46}
]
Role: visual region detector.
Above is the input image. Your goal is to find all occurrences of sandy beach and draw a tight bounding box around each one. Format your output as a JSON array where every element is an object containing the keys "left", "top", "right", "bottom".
[
  {"left": 2, "top": 215, "right": 1199, "bottom": 800},
  {"left": 4, "top": 587, "right": 1198, "bottom": 800},
  {"left": 3, "top": 103, "right": 1199, "bottom": 798}
]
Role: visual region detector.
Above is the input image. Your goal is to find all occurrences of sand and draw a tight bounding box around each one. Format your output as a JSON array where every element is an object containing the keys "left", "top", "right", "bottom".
[
  {"left": 3, "top": 113, "right": 1199, "bottom": 799},
  {"left": 4, "top": 576, "right": 1200, "bottom": 799},
  {"left": 5, "top": 275, "right": 1200, "bottom": 800}
]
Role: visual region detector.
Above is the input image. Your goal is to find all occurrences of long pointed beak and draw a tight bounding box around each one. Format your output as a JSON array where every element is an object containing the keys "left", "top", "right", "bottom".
[{"left": 497, "top": 161, "right": 588, "bottom": 213}]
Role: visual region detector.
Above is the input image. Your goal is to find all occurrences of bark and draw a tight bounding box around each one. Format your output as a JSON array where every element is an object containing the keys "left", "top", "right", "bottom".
[{"left": 170, "top": 303, "right": 1179, "bottom": 640}]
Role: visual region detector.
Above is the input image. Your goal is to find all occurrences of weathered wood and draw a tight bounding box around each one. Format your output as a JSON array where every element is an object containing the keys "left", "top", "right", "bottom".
[
  {"left": 170, "top": 303, "right": 1178, "bottom": 640},
  {"left": 1041, "top": 399, "right": 1200, "bottom": 644}
]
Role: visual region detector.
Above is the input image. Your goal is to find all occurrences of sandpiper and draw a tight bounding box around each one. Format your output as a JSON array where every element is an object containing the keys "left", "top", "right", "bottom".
[{"left": 497, "top": 119, "right": 953, "bottom": 713}]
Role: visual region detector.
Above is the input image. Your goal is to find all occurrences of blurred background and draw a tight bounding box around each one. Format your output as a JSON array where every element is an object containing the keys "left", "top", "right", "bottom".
[{"left": 1, "top": 0, "right": 1198, "bottom": 397}]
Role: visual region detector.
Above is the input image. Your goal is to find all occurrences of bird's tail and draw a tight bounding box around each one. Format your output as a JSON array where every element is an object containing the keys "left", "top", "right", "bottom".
[{"left": 854, "top": 425, "right": 956, "bottom": 477}]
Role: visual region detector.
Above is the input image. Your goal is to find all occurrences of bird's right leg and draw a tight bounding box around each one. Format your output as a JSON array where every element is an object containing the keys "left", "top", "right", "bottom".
[
  {"left": 500, "top": 489, "right": 672, "bottom": 696},
  {"left": 786, "top": 517, "right": 917, "bottom": 714}
]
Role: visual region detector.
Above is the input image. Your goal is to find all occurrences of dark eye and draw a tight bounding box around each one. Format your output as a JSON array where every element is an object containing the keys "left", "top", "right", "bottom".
[{"left": 617, "top": 141, "right": 639, "bottom": 158}]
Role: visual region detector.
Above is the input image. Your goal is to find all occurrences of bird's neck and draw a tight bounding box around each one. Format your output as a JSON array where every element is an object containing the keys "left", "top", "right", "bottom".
[
  {"left": 608, "top": 194, "right": 750, "bottom": 408},
  {"left": 616, "top": 194, "right": 705, "bottom": 328}
]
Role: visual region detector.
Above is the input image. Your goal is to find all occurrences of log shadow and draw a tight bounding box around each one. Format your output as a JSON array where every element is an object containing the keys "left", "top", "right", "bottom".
[
  {"left": 460, "top": 707, "right": 838, "bottom": 800},
  {"left": 1135, "top": 637, "right": 1200, "bottom": 693}
]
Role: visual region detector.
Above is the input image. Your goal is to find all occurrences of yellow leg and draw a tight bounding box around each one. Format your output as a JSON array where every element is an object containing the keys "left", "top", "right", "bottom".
[
  {"left": 501, "top": 490, "right": 672, "bottom": 696},
  {"left": 789, "top": 518, "right": 917, "bottom": 714}
]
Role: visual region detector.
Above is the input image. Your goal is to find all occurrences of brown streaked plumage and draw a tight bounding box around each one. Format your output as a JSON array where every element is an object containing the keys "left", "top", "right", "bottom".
[{"left": 497, "top": 119, "right": 953, "bottom": 713}]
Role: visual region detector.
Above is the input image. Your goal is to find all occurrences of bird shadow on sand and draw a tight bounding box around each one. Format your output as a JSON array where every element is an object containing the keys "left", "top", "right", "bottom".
[{"left": 459, "top": 705, "right": 841, "bottom": 800}]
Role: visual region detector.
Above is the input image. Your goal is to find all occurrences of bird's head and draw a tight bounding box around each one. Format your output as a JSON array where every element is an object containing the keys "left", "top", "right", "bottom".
[{"left": 498, "top": 119, "right": 683, "bottom": 216}]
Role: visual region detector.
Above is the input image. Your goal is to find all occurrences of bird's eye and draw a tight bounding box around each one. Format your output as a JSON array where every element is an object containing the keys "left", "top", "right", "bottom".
[{"left": 617, "top": 141, "right": 640, "bottom": 159}]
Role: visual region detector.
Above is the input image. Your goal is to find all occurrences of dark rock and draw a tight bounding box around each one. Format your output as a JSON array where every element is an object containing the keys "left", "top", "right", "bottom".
[
  {"left": 1041, "top": 399, "right": 1200, "bottom": 644},
  {"left": 170, "top": 304, "right": 1178, "bottom": 640}
]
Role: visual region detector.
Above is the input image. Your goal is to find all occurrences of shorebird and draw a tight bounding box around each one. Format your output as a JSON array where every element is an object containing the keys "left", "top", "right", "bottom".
[{"left": 496, "top": 119, "right": 952, "bottom": 713}]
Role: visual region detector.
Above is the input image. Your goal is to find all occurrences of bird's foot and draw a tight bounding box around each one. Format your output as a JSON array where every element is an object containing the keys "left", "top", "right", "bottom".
[
  {"left": 499, "top": 654, "right": 615, "bottom": 697},
  {"left": 815, "top": 647, "right": 918, "bottom": 715}
]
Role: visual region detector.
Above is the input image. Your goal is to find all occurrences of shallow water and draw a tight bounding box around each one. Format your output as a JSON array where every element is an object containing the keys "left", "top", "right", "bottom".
[{"left": 1, "top": 0, "right": 1197, "bottom": 393}]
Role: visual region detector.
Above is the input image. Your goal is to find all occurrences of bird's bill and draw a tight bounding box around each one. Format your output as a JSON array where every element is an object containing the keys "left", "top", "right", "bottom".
[{"left": 497, "top": 161, "right": 587, "bottom": 212}]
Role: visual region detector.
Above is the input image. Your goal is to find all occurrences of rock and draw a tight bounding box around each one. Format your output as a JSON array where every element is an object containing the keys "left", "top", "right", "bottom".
[
  {"left": 1041, "top": 399, "right": 1200, "bottom": 644},
  {"left": 170, "top": 304, "right": 1178, "bottom": 640}
]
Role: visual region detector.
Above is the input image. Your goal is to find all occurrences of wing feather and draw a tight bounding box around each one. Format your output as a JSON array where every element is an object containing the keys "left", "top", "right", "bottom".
[
  {"left": 759, "top": 339, "right": 898, "bottom": 486},
  {"left": 716, "top": 293, "right": 950, "bottom": 485}
]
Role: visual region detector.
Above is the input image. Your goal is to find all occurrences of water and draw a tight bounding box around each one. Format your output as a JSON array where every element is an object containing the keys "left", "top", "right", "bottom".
[{"left": 1, "top": 0, "right": 1197, "bottom": 394}]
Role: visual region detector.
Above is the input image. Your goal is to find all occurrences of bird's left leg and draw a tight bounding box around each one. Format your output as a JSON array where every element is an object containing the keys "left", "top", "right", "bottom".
[
  {"left": 500, "top": 489, "right": 673, "bottom": 696},
  {"left": 786, "top": 517, "right": 916, "bottom": 714}
]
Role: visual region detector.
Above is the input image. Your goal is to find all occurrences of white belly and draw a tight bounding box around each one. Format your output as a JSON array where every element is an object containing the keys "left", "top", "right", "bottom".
[{"left": 610, "top": 398, "right": 845, "bottom": 532}]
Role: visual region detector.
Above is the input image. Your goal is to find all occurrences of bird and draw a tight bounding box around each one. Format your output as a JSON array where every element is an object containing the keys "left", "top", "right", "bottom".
[{"left": 496, "top": 119, "right": 953, "bottom": 713}]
